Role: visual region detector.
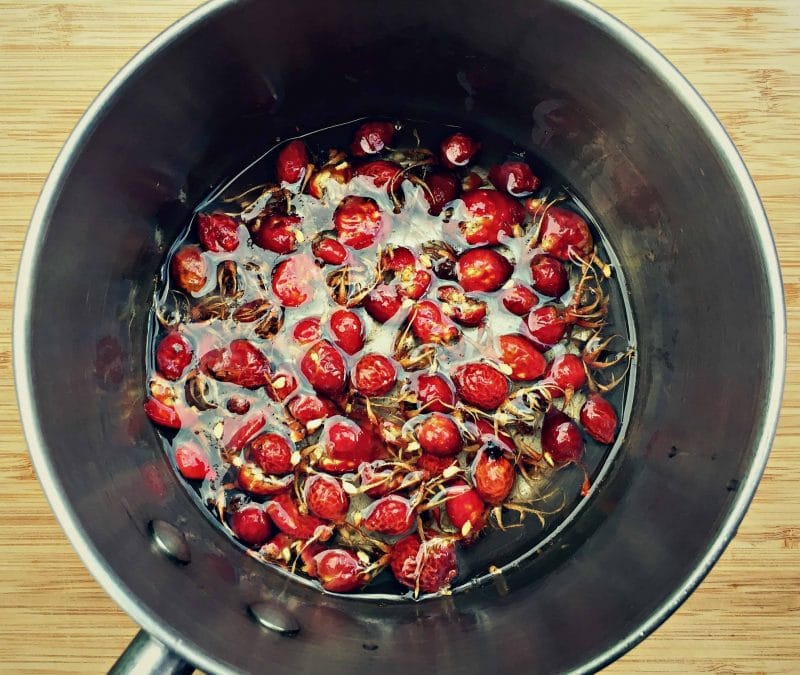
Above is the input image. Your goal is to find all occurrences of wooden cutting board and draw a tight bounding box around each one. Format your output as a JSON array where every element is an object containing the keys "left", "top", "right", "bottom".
[{"left": 0, "top": 1, "right": 797, "bottom": 672}]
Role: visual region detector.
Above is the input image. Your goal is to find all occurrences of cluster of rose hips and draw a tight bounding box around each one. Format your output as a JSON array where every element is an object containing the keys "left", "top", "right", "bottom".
[{"left": 145, "top": 119, "right": 631, "bottom": 596}]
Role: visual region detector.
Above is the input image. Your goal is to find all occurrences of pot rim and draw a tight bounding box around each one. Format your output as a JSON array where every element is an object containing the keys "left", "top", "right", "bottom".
[{"left": 13, "top": 1, "right": 786, "bottom": 673}]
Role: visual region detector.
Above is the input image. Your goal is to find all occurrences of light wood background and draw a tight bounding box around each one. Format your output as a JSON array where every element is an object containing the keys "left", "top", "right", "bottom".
[{"left": 0, "top": 1, "right": 798, "bottom": 673}]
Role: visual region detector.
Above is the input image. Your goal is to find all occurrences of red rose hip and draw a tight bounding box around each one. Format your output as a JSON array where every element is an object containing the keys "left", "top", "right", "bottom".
[
  {"left": 459, "top": 189, "right": 526, "bottom": 245},
  {"left": 156, "top": 332, "right": 193, "bottom": 381},
  {"left": 329, "top": 309, "right": 364, "bottom": 355},
  {"left": 452, "top": 362, "right": 509, "bottom": 411},
  {"left": 197, "top": 212, "right": 240, "bottom": 252},
  {"left": 541, "top": 409, "right": 584, "bottom": 464},
  {"left": 497, "top": 334, "right": 547, "bottom": 381},
  {"left": 353, "top": 353, "right": 397, "bottom": 397},
  {"left": 276, "top": 139, "right": 309, "bottom": 185},
  {"left": 351, "top": 120, "right": 395, "bottom": 156},
  {"left": 415, "top": 373, "right": 455, "bottom": 413},
  {"left": 174, "top": 442, "right": 211, "bottom": 480},
  {"left": 170, "top": 245, "right": 207, "bottom": 294},
  {"left": 300, "top": 340, "right": 347, "bottom": 395},
  {"left": 417, "top": 413, "right": 463, "bottom": 456},
  {"left": 530, "top": 254, "right": 569, "bottom": 297},
  {"left": 456, "top": 248, "right": 513, "bottom": 293},
  {"left": 230, "top": 505, "right": 272, "bottom": 547},
  {"left": 440, "top": 132, "right": 480, "bottom": 168},
  {"left": 580, "top": 394, "right": 618, "bottom": 444},
  {"left": 488, "top": 161, "right": 540, "bottom": 197},
  {"left": 249, "top": 433, "right": 294, "bottom": 475},
  {"left": 304, "top": 474, "right": 350, "bottom": 522}
]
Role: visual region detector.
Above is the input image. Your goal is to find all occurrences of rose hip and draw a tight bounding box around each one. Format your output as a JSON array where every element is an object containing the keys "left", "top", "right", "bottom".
[
  {"left": 417, "top": 453, "right": 457, "bottom": 478},
  {"left": 353, "top": 353, "right": 397, "bottom": 397},
  {"left": 287, "top": 395, "right": 338, "bottom": 426},
  {"left": 541, "top": 409, "right": 584, "bottom": 464},
  {"left": 272, "top": 256, "right": 314, "bottom": 307},
  {"left": 459, "top": 189, "right": 526, "bottom": 245},
  {"left": 171, "top": 245, "right": 207, "bottom": 294},
  {"left": 497, "top": 334, "right": 547, "bottom": 381},
  {"left": 437, "top": 286, "right": 487, "bottom": 327},
  {"left": 364, "top": 283, "right": 403, "bottom": 323},
  {"left": 456, "top": 248, "right": 513, "bottom": 293},
  {"left": 156, "top": 332, "right": 193, "bottom": 381},
  {"left": 304, "top": 474, "right": 350, "bottom": 522},
  {"left": 333, "top": 196, "right": 385, "bottom": 249},
  {"left": 276, "top": 139, "right": 309, "bottom": 185},
  {"left": 526, "top": 305, "right": 569, "bottom": 347},
  {"left": 362, "top": 495, "right": 414, "bottom": 536},
  {"left": 197, "top": 212, "right": 240, "bottom": 252},
  {"left": 252, "top": 214, "right": 302, "bottom": 254},
  {"left": 231, "top": 505, "right": 272, "bottom": 547},
  {"left": 200, "top": 339, "right": 270, "bottom": 389},
  {"left": 580, "top": 394, "right": 619, "bottom": 444},
  {"left": 415, "top": 373, "right": 455, "bottom": 413},
  {"left": 531, "top": 204, "right": 594, "bottom": 261},
  {"left": 530, "top": 254, "right": 569, "bottom": 297},
  {"left": 312, "top": 235, "right": 348, "bottom": 265},
  {"left": 300, "top": 340, "right": 347, "bottom": 395},
  {"left": 292, "top": 317, "right": 322, "bottom": 344},
  {"left": 226, "top": 395, "right": 251, "bottom": 415},
  {"left": 440, "top": 132, "right": 480, "bottom": 168},
  {"left": 543, "top": 353, "right": 587, "bottom": 396},
  {"left": 424, "top": 170, "right": 460, "bottom": 215},
  {"left": 266, "top": 493, "right": 332, "bottom": 541},
  {"left": 488, "top": 161, "right": 541, "bottom": 196},
  {"left": 445, "top": 482, "right": 487, "bottom": 533},
  {"left": 174, "top": 442, "right": 211, "bottom": 480},
  {"left": 237, "top": 465, "right": 294, "bottom": 496},
  {"left": 410, "top": 300, "right": 460, "bottom": 345},
  {"left": 249, "top": 433, "right": 294, "bottom": 475},
  {"left": 452, "top": 362, "right": 509, "bottom": 411},
  {"left": 351, "top": 120, "right": 395, "bottom": 156},
  {"left": 329, "top": 309, "right": 364, "bottom": 355},
  {"left": 319, "top": 417, "right": 380, "bottom": 473},
  {"left": 355, "top": 159, "right": 402, "bottom": 189},
  {"left": 315, "top": 549, "right": 369, "bottom": 592},
  {"left": 417, "top": 413, "right": 463, "bottom": 456},
  {"left": 502, "top": 282, "right": 539, "bottom": 316},
  {"left": 390, "top": 535, "right": 458, "bottom": 594},
  {"left": 471, "top": 445, "right": 515, "bottom": 505}
]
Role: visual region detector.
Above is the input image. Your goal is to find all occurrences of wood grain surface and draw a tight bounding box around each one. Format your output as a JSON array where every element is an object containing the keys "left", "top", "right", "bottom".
[{"left": 0, "top": 1, "right": 798, "bottom": 673}]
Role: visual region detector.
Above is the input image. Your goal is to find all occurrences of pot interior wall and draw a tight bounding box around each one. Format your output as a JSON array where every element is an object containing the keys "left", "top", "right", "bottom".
[{"left": 22, "top": 1, "right": 777, "bottom": 673}]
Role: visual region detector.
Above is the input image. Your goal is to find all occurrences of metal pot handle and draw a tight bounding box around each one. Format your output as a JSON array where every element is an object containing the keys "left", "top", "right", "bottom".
[{"left": 109, "top": 630, "right": 194, "bottom": 675}]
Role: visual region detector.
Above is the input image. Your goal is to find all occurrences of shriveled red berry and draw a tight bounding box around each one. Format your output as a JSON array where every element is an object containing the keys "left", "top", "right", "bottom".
[
  {"left": 200, "top": 339, "right": 270, "bottom": 389},
  {"left": 580, "top": 393, "right": 618, "bottom": 444},
  {"left": 249, "top": 433, "right": 293, "bottom": 475},
  {"left": 417, "top": 413, "right": 462, "bottom": 456},
  {"left": 396, "top": 267, "right": 432, "bottom": 301},
  {"left": 271, "top": 255, "right": 314, "bottom": 307},
  {"left": 530, "top": 204, "right": 593, "bottom": 261},
  {"left": 318, "top": 417, "right": 380, "bottom": 473},
  {"left": 300, "top": 340, "right": 346, "bottom": 395},
  {"left": 440, "top": 132, "right": 480, "bottom": 168},
  {"left": 292, "top": 317, "right": 322, "bottom": 344},
  {"left": 329, "top": 309, "right": 364, "bottom": 355},
  {"left": 252, "top": 214, "right": 302, "bottom": 254},
  {"left": 174, "top": 443, "right": 210, "bottom": 480},
  {"left": 315, "top": 549, "right": 369, "bottom": 592},
  {"left": 415, "top": 373, "right": 455, "bottom": 413},
  {"left": 312, "top": 236, "right": 348, "bottom": 265},
  {"left": 197, "top": 212, "right": 240, "bottom": 252},
  {"left": 351, "top": 120, "right": 395, "bottom": 156},
  {"left": 266, "top": 493, "right": 332, "bottom": 541},
  {"left": 445, "top": 482, "right": 487, "bottom": 533},
  {"left": 452, "top": 362, "right": 509, "bottom": 411},
  {"left": 417, "top": 453, "right": 457, "bottom": 478},
  {"left": 364, "top": 283, "right": 402, "bottom": 323},
  {"left": 541, "top": 409, "right": 584, "bottom": 464},
  {"left": 353, "top": 353, "right": 397, "bottom": 397},
  {"left": 155, "top": 332, "right": 193, "bottom": 380},
  {"left": 471, "top": 445, "right": 515, "bottom": 505},
  {"left": 526, "top": 305, "right": 568, "bottom": 347},
  {"left": 488, "top": 161, "right": 541, "bottom": 197},
  {"left": 459, "top": 189, "right": 526, "bottom": 245},
  {"left": 424, "top": 170, "right": 460, "bottom": 215},
  {"left": 230, "top": 505, "right": 272, "bottom": 547},
  {"left": 355, "top": 159, "right": 402, "bottom": 189},
  {"left": 308, "top": 160, "right": 352, "bottom": 199},
  {"left": 381, "top": 245, "right": 416, "bottom": 271},
  {"left": 497, "top": 334, "right": 547, "bottom": 381},
  {"left": 530, "top": 254, "right": 569, "bottom": 297},
  {"left": 456, "top": 248, "right": 513, "bottom": 293},
  {"left": 333, "top": 196, "right": 386, "bottom": 249},
  {"left": 362, "top": 495, "right": 414, "bottom": 536},
  {"left": 287, "top": 395, "right": 338, "bottom": 426},
  {"left": 390, "top": 535, "right": 458, "bottom": 594},
  {"left": 410, "top": 300, "right": 460, "bottom": 345},
  {"left": 502, "top": 283, "right": 538, "bottom": 315},
  {"left": 437, "top": 285, "right": 487, "bottom": 327},
  {"left": 170, "top": 245, "right": 207, "bottom": 294},
  {"left": 543, "top": 353, "right": 587, "bottom": 396},
  {"left": 226, "top": 395, "right": 251, "bottom": 415},
  {"left": 304, "top": 474, "right": 350, "bottom": 522},
  {"left": 267, "top": 367, "right": 298, "bottom": 402},
  {"left": 276, "top": 139, "right": 309, "bottom": 185}
]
